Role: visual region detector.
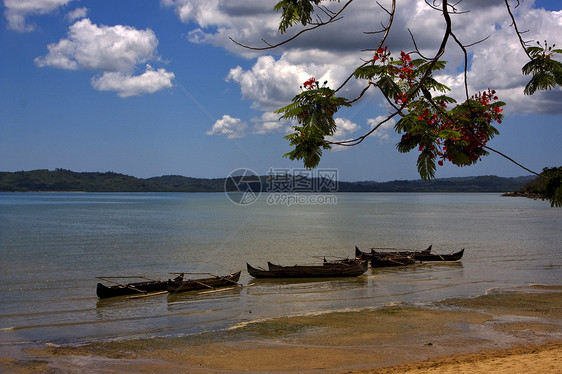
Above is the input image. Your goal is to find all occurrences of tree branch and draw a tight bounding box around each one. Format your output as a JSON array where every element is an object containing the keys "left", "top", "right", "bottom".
[
  {"left": 504, "top": 0, "right": 533, "bottom": 60},
  {"left": 330, "top": 0, "right": 451, "bottom": 147},
  {"left": 484, "top": 146, "right": 542, "bottom": 177},
  {"left": 229, "top": 0, "right": 354, "bottom": 51}
]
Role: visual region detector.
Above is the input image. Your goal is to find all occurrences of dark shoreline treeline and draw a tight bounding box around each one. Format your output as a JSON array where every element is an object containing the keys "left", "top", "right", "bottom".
[{"left": 0, "top": 168, "right": 537, "bottom": 193}]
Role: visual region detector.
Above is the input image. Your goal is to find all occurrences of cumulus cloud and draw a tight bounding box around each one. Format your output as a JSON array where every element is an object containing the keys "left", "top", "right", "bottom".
[
  {"left": 325, "top": 118, "right": 361, "bottom": 151},
  {"left": 227, "top": 54, "right": 310, "bottom": 111},
  {"left": 207, "top": 115, "right": 248, "bottom": 138},
  {"left": 4, "top": 0, "right": 75, "bottom": 32},
  {"left": 252, "top": 111, "right": 290, "bottom": 134},
  {"left": 167, "top": 0, "right": 562, "bottom": 117},
  {"left": 368, "top": 116, "right": 396, "bottom": 144},
  {"left": 328, "top": 118, "right": 360, "bottom": 142},
  {"left": 161, "top": 0, "right": 281, "bottom": 54},
  {"left": 35, "top": 18, "right": 174, "bottom": 97},
  {"left": 91, "top": 65, "right": 174, "bottom": 98},
  {"left": 65, "top": 7, "right": 87, "bottom": 22},
  {"left": 35, "top": 19, "right": 158, "bottom": 71},
  {"left": 227, "top": 50, "right": 360, "bottom": 112}
]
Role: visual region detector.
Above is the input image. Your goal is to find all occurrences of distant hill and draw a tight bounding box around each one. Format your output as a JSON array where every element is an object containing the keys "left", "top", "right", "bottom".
[
  {"left": 338, "top": 175, "right": 536, "bottom": 192},
  {"left": 146, "top": 175, "right": 226, "bottom": 192},
  {"left": 0, "top": 169, "right": 536, "bottom": 193},
  {"left": 0, "top": 169, "right": 222, "bottom": 192}
]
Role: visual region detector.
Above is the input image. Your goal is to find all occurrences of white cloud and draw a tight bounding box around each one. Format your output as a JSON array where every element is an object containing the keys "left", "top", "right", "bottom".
[
  {"left": 227, "top": 50, "right": 360, "bottom": 112},
  {"left": 368, "top": 116, "right": 396, "bottom": 144},
  {"left": 167, "top": 0, "right": 562, "bottom": 117},
  {"left": 252, "top": 111, "right": 291, "bottom": 134},
  {"left": 35, "top": 19, "right": 158, "bottom": 71},
  {"left": 326, "top": 118, "right": 361, "bottom": 151},
  {"left": 227, "top": 55, "right": 308, "bottom": 111},
  {"left": 161, "top": 0, "right": 280, "bottom": 55},
  {"left": 91, "top": 65, "right": 174, "bottom": 98},
  {"left": 34, "top": 18, "right": 173, "bottom": 97},
  {"left": 328, "top": 118, "right": 360, "bottom": 141},
  {"left": 66, "top": 7, "right": 87, "bottom": 22},
  {"left": 4, "top": 0, "right": 75, "bottom": 32},
  {"left": 207, "top": 115, "right": 247, "bottom": 138}
]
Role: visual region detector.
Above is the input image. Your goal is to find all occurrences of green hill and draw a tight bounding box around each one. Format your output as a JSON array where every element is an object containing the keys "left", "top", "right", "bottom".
[
  {"left": 0, "top": 169, "right": 536, "bottom": 193},
  {"left": 0, "top": 169, "right": 159, "bottom": 192},
  {"left": 338, "top": 175, "right": 535, "bottom": 192}
]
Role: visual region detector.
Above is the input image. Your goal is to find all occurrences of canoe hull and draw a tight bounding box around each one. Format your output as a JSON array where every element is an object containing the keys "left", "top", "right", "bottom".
[
  {"left": 96, "top": 280, "right": 169, "bottom": 299},
  {"left": 355, "top": 245, "right": 431, "bottom": 260},
  {"left": 167, "top": 271, "right": 241, "bottom": 293},
  {"left": 247, "top": 261, "right": 368, "bottom": 278},
  {"left": 370, "top": 255, "right": 417, "bottom": 267},
  {"left": 414, "top": 249, "right": 464, "bottom": 261}
]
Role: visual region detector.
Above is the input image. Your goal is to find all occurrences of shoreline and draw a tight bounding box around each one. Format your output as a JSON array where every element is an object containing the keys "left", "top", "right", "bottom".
[
  {"left": 362, "top": 342, "right": 561, "bottom": 373},
  {"left": 1, "top": 285, "right": 560, "bottom": 373}
]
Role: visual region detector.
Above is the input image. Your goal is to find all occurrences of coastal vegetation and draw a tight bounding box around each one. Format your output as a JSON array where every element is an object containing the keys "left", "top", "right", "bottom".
[{"left": 505, "top": 166, "right": 562, "bottom": 207}]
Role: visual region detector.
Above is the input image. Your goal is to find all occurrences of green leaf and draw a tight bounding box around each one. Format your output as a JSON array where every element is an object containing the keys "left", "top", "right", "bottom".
[
  {"left": 416, "top": 60, "right": 447, "bottom": 74},
  {"left": 353, "top": 65, "right": 387, "bottom": 80},
  {"left": 377, "top": 75, "right": 402, "bottom": 99},
  {"left": 283, "top": 128, "right": 331, "bottom": 169},
  {"left": 274, "top": 0, "right": 323, "bottom": 34},
  {"left": 523, "top": 70, "right": 562, "bottom": 95},
  {"left": 422, "top": 78, "right": 450, "bottom": 94},
  {"left": 277, "top": 80, "right": 349, "bottom": 169},
  {"left": 417, "top": 150, "right": 436, "bottom": 181},
  {"left": 543, "top": 167, "right": 562, "bottom": 207},
  {"left": 437, "top": 129, "right": 462, "bottom": 139},
  {"left": 522, "top": 44, "right": 562, "bottom": 95}
]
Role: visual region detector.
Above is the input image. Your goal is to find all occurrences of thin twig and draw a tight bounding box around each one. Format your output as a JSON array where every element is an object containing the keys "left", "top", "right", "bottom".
[
  {"left": 504, "top": 0, "right": 533, "bottom": 60},
  {"left": 230, "top": 0, "right": 354, "bottom": 51},
  {"left": 484, "top": 146, "right": 542, "bottom": 177}
]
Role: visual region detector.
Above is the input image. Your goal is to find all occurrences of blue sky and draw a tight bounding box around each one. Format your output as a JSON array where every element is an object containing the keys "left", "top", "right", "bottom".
[{"left": 1, "top": 0, "right": 560, "bottom": 182}]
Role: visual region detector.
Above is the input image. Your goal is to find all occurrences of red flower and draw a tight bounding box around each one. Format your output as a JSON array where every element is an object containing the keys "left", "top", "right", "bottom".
[{"left": 303, "top": 77, "right": 316, "bottom": 89}]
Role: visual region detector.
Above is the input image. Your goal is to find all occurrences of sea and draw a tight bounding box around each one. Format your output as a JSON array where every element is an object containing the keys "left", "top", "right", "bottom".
[{"left": 0, "top": 192, "right": 560, "bottom": 350}]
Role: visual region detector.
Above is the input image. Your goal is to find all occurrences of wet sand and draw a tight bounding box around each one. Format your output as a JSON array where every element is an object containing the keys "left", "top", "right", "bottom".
[{"left": 1, "top": 285, "right": 561, "bottom": 373}]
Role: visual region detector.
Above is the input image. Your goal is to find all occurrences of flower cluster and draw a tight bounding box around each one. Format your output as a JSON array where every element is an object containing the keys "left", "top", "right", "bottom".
[
  {"left": 394, "top": 92, "right": 409, "bottom": 105},
  {"left": 373, "top": 46, "right": 390, "bottom": 63},
  {"left": 395, "top": 51, "right": 415, "bottom": 86},
  {"left": 472, "top": 89, "right": 503, "bottom": 123},
  {"left": 288, "top": 78, "right": 345, "bottom": 131},
  {"left": 370, "top": 46, "right": 506, "bottom": 175},
  {"left": 404, "top": 89, "right": 504, "bottom": 168},
  {"left": 372, "top": 48, "right": 416, "bottom": 104},
  {"left": 303, "top": 77, "right": 316, "bottom": 90},
  {"left": 444, "top": 89, "right": 503, "bottom": 165},
  {"left": 392, "top": 51, "right": 417, "bottom": 104}
]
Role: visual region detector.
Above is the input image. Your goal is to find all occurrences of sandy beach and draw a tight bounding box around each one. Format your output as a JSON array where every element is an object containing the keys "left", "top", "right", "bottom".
[{"left": 1, "top": 286, "right": 561, "bottom": 373}]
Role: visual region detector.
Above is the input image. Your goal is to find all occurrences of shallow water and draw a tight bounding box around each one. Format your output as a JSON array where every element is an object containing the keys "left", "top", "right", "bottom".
[{"left": 0, "top": 192, "right": 560, "bottom": 348}]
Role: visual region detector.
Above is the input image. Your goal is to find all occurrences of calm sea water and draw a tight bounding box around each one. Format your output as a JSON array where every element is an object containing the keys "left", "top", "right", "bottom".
[{"left": 0, "top": 192, "right": 560, "bottom": 348}]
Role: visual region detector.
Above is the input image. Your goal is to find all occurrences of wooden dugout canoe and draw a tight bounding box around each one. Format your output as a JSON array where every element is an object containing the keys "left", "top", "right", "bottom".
[
  {"left": 413, "top": 248, "right": 464, "bottom": 262},
  {"left": 96, "top": 274, "right": 183, "bottom": 299},
  {"left": 355, "top": 245, "right": 432, "bottom": 260},
  {"left": 167, "top": 271, "right": 242, "bottom": 293},
  {"left": 247, "top": 260, "right": 368, "bottom": 278}
]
